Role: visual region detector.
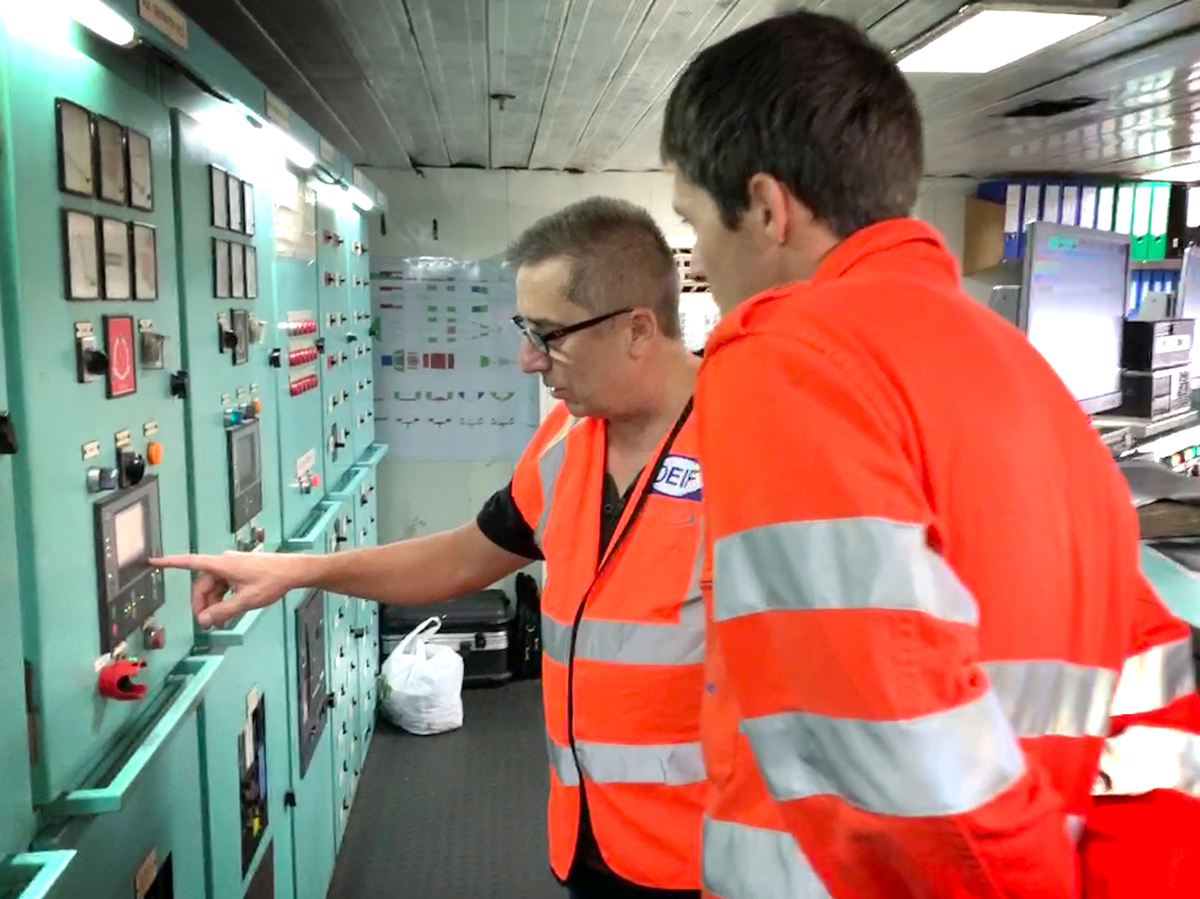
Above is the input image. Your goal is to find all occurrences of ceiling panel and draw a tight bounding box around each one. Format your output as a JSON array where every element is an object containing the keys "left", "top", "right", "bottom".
[
  {"left": 488, "top": 0, "right": 571, "bottom": 168},
  {"left": 167, "top": 0, "right": 1200, "bottom": 180}
]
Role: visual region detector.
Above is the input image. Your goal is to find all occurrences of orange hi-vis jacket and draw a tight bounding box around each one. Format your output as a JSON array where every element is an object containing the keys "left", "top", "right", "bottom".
[
  {"left": 695, "top": 218, "right": 1200, "bottom": 898},
  {"left": 511, "top": 400, "right": 707, "bottom": 889}
]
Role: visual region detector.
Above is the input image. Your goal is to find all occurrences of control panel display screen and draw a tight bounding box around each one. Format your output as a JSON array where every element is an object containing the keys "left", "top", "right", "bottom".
[
  {"left": 113, "top": 503, "right": 146, "bottom": 569},
  {"left": 228, "top": 419, "right": 264, "bottom": 532},
  {"left": 95, "top": 476, "right": 164, "bottom": 652}
]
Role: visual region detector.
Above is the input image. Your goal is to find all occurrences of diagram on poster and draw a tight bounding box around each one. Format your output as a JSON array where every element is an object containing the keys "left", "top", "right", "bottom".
[{"left": 372, "top": 256, "right": 539, "bottom": 462}]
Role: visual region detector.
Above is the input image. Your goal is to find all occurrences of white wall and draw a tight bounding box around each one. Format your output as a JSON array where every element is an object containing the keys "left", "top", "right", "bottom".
[{"left": 363, "top": 169, "right": 979, "bottom": 553}]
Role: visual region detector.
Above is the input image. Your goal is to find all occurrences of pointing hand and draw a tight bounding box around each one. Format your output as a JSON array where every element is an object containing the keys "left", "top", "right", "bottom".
[{"left": 149, "top": 551, "right": 303, "bottom": 628}]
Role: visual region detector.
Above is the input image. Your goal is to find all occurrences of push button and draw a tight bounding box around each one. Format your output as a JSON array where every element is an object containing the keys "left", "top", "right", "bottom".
[{"left": 146, "top": 442, "right": 163, "bottom": 465}]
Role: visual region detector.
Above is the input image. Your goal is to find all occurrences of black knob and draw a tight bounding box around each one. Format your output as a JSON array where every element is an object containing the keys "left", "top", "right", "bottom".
[
  {"left": 169, "top": 371, "right": 189, "bottom": 399},
  {"left": 347, "top": 333, "right": 358, "bottom": 343},
  {"left": 269, "top": 348, "right": 282, "bottom": 369},
  {"left": 0, "top": 412, "right": 17, "bottom": 455},
  {"left": 220, "top": 328, "right": 238, "bottom": 350},
  {"left": 83, "top": 349, "right": 109, "bottom": 376},
  {"left": 119, "top": 451, "right": 146, "bottom": 487}
]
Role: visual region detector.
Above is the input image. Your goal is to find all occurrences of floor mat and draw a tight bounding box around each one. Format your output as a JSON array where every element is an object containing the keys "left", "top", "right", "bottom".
[{"left": 327, "top": 680, "right": 564, "bottom": 898}]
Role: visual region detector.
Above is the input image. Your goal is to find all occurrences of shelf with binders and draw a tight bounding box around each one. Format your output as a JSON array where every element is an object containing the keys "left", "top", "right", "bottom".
[{"left": 964, "top": 180, "right": 1200, "bottom": 280}]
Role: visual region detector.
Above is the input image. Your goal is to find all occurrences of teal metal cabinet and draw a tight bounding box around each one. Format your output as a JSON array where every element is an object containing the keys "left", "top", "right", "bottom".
[
  {"left": 280, "top": 504, "right": 346, "bottom": 899},
  {"left": 194, "top": 606, "right": 296, "bottom": 899},
  {"left": 0, "top": 18, "right": 195, "bottom": 810},
  {"left": 169, "top": 108, "right": 284, "bottom": 561},
  {"left": 315, "top": 192, "right": 355, "bottom": 491},
  {"left": 271, "top": 173, "right": 326, "bottom": 542},
  {"left": 32, "top": 656, "right": 222, "bottom": 899},
  {"left": 0, "top": 162, "right": 35, "bottom": 857}
]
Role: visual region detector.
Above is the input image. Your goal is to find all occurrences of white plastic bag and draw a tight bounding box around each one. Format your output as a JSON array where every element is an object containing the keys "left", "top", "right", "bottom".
[{"left": 378, "top": 616, "right": 464, "bottom": 735}]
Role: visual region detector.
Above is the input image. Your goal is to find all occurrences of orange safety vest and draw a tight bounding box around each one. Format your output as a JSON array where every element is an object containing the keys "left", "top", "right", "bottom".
[
  {"left": 695, "top": 218, "right": 1200, "bottom": 898},
  {"left": 511, "top": 400, "right": 706, "bottom": 889}
]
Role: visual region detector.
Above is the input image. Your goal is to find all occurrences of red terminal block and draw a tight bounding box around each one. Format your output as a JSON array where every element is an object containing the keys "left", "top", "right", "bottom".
[
  {"left": 289, "top": 374, "right": 319, "bottom": 397},
  {"left": 288, "top": 347, "right": 318, "bottom": 366},
  {"left": 286, "top": 320, "right": 318, "bottom": 337},
  {"left": 97, "top": 658, "right": 148, "bottom": 701}
]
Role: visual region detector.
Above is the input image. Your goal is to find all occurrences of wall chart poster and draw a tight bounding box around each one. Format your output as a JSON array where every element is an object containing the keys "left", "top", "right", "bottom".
[{"left": 371, "top": 256, "right": 540, "bottom": 462}]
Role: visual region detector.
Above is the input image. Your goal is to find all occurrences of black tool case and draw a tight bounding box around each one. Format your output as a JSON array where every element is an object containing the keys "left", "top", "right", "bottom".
[{"left": 381, "top": 589, "right": 514, "bottom": 685}]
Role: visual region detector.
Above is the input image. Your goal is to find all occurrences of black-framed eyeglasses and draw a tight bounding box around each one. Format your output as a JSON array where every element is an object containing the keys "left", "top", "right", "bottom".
[{"left": 511, "top": 308, "right": 633, "bottom": 355}]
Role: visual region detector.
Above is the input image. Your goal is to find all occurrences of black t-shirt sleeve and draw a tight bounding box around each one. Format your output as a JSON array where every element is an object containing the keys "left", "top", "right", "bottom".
[{"left": 476, "top": 481, "right": 544, "bottom": 561}]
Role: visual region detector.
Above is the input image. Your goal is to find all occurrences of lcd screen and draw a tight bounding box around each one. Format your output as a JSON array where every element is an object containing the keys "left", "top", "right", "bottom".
[
  {"left": 234, "top": 427, "right": 259, "bottom": 493},
  {"left": 114, "top": 502, "right": 146, "bottom": 570}
]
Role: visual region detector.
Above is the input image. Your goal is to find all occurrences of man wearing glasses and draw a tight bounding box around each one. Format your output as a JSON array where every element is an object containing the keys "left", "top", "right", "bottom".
[{"left": 154, "top": 197, "right": 708, "bottom": 899}]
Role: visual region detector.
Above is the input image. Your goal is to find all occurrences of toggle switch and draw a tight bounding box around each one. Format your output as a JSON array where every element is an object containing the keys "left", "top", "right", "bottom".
[
  {"left": 97, "top": 658, "right": 147, "bottom": 701},
  {"left": 142, "top": 623, "right": 166, "bottom": 650},
  {"left": 140, "top": 332, "right": 166, "bottom": 370},
  {"left": 86, "top": 466, "right": 119, "bottom": 493}
]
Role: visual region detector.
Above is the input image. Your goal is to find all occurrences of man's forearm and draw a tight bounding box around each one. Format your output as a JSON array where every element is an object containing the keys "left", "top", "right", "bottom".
[{"left": 290, "top": 525, "right": 522, "bottom": 606}]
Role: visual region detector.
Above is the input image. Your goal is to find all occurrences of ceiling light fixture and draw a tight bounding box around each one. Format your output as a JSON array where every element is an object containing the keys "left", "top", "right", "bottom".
[
  {"left": 897, "top": 8, "right": 1106, "bottom": 74},
  {"left": 260, "top": 122, "right": 315, "bottom": 170},
  {"left": 347, "top": 185, "right": 374, "bottom": 211},
  {"left": 1146, "top": 161, "right": 1200, "bottom": 183},
  {"left": 61, "top": 0, "right": 137, "bottom": 47}
]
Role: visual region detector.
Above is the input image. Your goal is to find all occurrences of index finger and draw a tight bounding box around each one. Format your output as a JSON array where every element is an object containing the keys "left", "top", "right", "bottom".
[{"left": 149, "top": 554, "right": 219, "bottom": 573}]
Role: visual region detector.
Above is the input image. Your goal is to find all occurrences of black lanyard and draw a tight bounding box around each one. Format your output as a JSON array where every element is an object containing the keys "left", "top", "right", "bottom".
[{"left": 595, "top": 397, "right": 694, "bottom": 576}]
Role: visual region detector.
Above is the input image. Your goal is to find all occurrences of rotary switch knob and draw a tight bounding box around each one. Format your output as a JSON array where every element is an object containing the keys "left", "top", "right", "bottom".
[
  {"left": 83, "top": 348, "right": 109, "bottom": 376},
  {"left": 119, "top": 450, "right": 146, "bottom": 488}
]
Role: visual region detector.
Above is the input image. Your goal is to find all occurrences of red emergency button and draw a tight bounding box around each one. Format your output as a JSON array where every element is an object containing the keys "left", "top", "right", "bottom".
[
  {"left": 98, "top": 658, "right": 148, "bottom": 701},
  {"left": 310, "top": 474, "right": 320, "bottom": 488}
]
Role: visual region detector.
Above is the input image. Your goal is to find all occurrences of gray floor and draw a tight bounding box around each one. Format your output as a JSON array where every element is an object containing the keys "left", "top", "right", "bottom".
[{"left": 328, "top": 680, "right": 566, "bottom": 899}]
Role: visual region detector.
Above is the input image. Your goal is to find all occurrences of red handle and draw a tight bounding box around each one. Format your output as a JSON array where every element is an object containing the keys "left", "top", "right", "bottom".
[{"left": 97, "top": 658, "right": 148, "bottom": 701}]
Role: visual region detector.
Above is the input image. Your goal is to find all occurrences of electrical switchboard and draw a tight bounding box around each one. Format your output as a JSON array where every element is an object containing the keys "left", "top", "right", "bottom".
[
  {"left": 272, "top": 172, "right": 327, "bottom": 541},
  {"left": 0, "top": 30, "right": 200, "bottom": 810},
  {"left": 316, "top": 190, "right": 355, "bottom": 491},
  {"left": 171, "top": 109, "right": 281, "bottom": 560},
  {"left": 346, "top": 211, "right": 376, "bottom": 462},
  {"left": 0, "top": 257, "right": 35, "bottom": 862},
  {"left": 1, "top": 6, "right": 388, "bottom": 897}
]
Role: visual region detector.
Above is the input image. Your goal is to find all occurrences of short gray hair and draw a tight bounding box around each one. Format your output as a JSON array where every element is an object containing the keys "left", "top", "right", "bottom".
[{"left": 506, "top": 197, "right": 681, "bottom": 339}]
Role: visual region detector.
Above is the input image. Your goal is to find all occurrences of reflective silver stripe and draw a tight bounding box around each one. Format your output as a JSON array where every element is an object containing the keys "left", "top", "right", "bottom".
[
  {"left": 1109, "top": 637, "right": 1196, "bottom": 717},
  {"left": 546, "top": 735, "right": 579, "bottom": 787},
  {"left": 534, "top": 434, "right": 569, "bottom": 548},
  {"left": 984, "top": 660, "right": 1116, "bottom": 738},
  {"left": 545, "top": 734, "right": 705, "bottom": 788},
  {"left": 702, "top": 817, "right": 830, "bottom": 899},
  {"left": 1096, "top": 725, "right": 1200, "bottom": 797},
  {"left": 1067, "top": 814, "right": 1085, "bottom": 843},
  {"left": 541, "top": 600, "right": 705, "bottom": 667},
  {"left": 742, "top": 690, "right": 1026, "bottom": 817},
  {"left": 712, "top": 518, "right": 979, "bottom": 626}
]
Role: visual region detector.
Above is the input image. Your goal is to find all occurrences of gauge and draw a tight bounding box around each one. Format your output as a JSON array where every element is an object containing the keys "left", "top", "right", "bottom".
[
  {"left": 56, "top": 99, "right": 95, "bottom": 197},
  {"left": 127, "top": 130, "right": 153, "bottom": 210}
]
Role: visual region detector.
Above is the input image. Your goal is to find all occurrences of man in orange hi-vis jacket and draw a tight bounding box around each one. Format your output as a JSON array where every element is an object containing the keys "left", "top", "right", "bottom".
[{"left": 661, "top": 9, "right": 1200, "bottom": 899}]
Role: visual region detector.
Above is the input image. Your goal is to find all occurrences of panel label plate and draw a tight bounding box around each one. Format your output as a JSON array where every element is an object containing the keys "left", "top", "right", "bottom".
[
  {"left": 138, "top": 0, "right": 188, "bottom": 48},
  {"left": 265, "top": 91, "right": 290, "bottom": 129}
]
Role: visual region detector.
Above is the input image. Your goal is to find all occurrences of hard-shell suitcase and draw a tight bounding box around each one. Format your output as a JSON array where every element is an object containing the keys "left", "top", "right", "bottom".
[{"left": 381, "top": 589, "right": 514, "bottom": 685}]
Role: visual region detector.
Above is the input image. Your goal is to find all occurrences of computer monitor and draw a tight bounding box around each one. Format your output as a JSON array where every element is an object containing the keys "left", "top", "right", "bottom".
[{"left": 1019, "top": 222, "right": 1131, "bottom": 415}]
